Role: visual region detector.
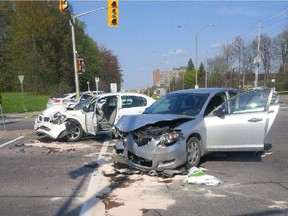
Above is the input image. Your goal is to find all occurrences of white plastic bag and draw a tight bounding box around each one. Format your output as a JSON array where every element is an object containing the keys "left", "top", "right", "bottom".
[{"left": 184, "top": 167, "right": 222, "bottom": 186}]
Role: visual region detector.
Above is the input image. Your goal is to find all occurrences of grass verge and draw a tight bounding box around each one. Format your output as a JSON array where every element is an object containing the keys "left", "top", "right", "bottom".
[{"left": 0, "top": 92, "right": 49, "bottom": 114}]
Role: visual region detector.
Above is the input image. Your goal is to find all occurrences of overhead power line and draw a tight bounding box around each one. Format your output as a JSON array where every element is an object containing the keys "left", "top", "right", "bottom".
[{"left": 239, "top": 7, "right": 288, "bottom": 42}]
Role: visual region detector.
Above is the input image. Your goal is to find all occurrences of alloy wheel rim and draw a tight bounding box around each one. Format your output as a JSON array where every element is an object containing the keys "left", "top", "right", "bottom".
[{"left": 187, "top": 141, "right": 200, "bottom": 165}]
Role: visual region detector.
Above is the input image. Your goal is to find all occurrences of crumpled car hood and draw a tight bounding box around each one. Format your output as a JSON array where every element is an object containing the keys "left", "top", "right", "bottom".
[
  {"left": 115, "top": 114, "right": 194, "bottom": 132},
  {"left": 41, "top": 106, "right": 67, "bottom": 116}
]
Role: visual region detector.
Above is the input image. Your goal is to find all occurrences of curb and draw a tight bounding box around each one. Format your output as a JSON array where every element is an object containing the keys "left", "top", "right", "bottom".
[{"left": 2, "top": 112, "right": 41, "bottom": 120}]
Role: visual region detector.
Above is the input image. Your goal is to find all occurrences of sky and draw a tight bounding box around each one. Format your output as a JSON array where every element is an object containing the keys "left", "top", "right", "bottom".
[{"left": 69, "top": 0, "right": 288, "bottom": 90}]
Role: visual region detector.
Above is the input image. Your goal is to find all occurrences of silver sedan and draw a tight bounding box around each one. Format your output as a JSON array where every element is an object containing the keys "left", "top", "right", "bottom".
[{"left": 114, "top": 87, "right": 279, "bottom": 171}]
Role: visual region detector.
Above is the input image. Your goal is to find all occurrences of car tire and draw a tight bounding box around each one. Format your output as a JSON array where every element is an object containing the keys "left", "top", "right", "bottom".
[
  {"left": 186, "top": 137, "right": 201, "bottom": 168},
  {"left": 65, "top": 120, "right": 84, "bottom": 142}
]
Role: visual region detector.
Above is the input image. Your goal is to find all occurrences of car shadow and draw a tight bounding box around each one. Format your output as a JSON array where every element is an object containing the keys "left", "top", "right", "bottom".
[{"left": 200, "top": 143, "right": 273, "bottom": 164}]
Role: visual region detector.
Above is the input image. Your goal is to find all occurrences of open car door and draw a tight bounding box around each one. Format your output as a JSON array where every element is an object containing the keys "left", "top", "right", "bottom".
[
  {"left": 85, "top": 99, "right": 98, "bottom": 135},
  {"left": 265, "top": 97, "right": 280, "bottom": 135},
  {"left": 204, "top": 88, "right": 279, "bottom": 152}
]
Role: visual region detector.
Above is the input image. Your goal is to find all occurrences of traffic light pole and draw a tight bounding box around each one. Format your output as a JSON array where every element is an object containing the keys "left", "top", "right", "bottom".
[
  {"left": 70, "top": 7, "right": 106, "bottom": 100},
  {"left": 69, "top": 17, "right": 80, "bottom": 100}
]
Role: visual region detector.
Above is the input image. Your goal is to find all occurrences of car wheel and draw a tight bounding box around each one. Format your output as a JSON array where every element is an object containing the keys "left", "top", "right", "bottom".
[
  {"left": 66, "top": 120, "right": 84, "bottom": 142},
  {"left": 186, "top": 137, "right": 201, "bottom": 168}
]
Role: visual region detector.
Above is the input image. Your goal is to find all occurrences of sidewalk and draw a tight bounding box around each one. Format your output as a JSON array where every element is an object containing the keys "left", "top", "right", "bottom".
[{"left": 1, "top": 111, "right": 41, "bottom": 120}]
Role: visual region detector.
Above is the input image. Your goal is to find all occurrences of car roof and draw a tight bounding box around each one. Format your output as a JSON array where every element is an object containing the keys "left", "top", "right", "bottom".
[
  {"left": 169, "top": 87, "right": 238, "bottom": 95},
  {"left": 98, "top": 92, "right": 152, "bottom": 98}
]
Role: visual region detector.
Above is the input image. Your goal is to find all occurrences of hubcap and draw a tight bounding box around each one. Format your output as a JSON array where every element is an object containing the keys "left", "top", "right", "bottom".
[
  {"left": 187, "top": 141, "right": 200, "bottom": 166},
  {"left": 68, "top": 126, "right": 80, "bottom": 139}
]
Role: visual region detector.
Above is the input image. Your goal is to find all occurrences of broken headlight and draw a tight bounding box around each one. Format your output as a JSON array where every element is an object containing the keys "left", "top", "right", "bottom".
[
  {"left": 157, "top": 131, "right": 180, "bottom": 148},
  {"left": 50, "top": 112, "right": 66, "bottom": 124}
]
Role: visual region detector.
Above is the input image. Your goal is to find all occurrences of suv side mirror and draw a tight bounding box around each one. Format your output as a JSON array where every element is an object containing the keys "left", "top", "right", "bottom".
[
  {"left": 213, "top": 107, "right": 225, "bottom": 118},
  {"left": 82, "top": 106, "right": 88, "bottom": 112}
]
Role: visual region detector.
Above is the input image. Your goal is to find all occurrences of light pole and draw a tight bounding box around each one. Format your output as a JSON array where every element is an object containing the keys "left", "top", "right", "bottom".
[
  {"left": 178, "top": 24, "right": 214, "bottom": 88},
  {"left": 95, "top": 77, "right": 99, "bottom": 92},
  {"left": 271, "top": 79, "right": 275, "bottom": 91},
  {"left": 87, "top": 81, "right": 90, "bottom": 91}
]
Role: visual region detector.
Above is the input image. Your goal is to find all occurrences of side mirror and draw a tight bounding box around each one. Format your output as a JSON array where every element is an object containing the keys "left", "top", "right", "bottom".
[
  {"left": 213, "top": 107, "right": 225, "bottom": 118},
  {"left": 82, "top": 106, "right": 88, "bottom": 112}
]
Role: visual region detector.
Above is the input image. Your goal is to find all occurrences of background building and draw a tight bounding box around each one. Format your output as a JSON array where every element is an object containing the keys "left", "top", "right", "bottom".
[{"left": 153, "top": 67, "right": 186, "bottom": 97}]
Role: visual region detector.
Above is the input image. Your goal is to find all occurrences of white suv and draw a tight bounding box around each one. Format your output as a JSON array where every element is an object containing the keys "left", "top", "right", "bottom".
[{"left": 35, "top": 92, "right": 156, "bottom": 141}]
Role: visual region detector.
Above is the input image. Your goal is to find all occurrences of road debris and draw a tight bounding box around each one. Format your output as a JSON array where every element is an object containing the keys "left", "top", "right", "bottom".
[
  {"left": 260, "top": 151, "right": 273, "bottom": 158},
  {"left": 84, "top": 161, "right": 99, "bottom": 169},
  {"left": 24, "top": 139, "right": 105, "bottom": 153},
  {"left": 183, "top": 167, "right": 222, "bottom": 186},
  {"left": 15, "top": 143, "right": 25, "bottom": 147}
]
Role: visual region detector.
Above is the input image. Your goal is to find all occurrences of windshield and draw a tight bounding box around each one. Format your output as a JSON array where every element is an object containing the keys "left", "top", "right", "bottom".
[
  {"left": 144, "top": 93, "right": 209, "bottom": 116},
  {"left": 73, "top": 96, "right": 95, "bottom": 110}
]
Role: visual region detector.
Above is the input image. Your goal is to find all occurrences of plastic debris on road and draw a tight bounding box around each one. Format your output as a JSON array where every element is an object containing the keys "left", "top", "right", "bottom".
[{"left": 183, "top": 167, "right": 222, "bottom": 186}]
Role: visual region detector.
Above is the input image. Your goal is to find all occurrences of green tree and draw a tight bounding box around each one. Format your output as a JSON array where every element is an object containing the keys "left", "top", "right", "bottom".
[
  {"left": 4, "top": 1, "right": 73, "bottom": 95},
  {"left": 74, "top": 20, "right": 102, "bottom": 92},
  {"left": 1, "top": 1, "right": 122, "bottom": 96},
  {"left": 198, "top": 62, "right": 205, "bottom": 87},
  {"left": 187, "top": 58, "right": 195, "bottom": 70},
  {"left": 184, "top": 58, "right": 195, "bottom": 88},
  {"left": 98, "top": 47, "right": 122, "bottom": 92},
  {"left": 0, "top": 1, "right": 14, "bottom": 92}
]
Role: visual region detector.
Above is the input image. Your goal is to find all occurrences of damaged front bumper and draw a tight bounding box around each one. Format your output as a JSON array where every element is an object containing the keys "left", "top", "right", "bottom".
[
  {"left": 113, "top": 136, "right": 187, "bottom": 172},
  {"left": 34, "top": 119, "right": 67, "bottom": 140}
]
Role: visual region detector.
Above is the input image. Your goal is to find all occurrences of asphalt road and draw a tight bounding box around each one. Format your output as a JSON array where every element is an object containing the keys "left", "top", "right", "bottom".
[
  {"left": 0, "top": 96, "right": 288, "bottom": 216},
  {"left": 0, "top": 114, "right": 115, "bottom": 216},
  {"left": 156, "top": 106, "right": 288, "bottom": 216}
]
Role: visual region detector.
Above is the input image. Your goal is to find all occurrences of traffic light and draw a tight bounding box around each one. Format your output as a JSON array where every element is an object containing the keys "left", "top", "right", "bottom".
[
  {"left": 59, "top": 0, "right": 68, "bottom": 13},
  {"left": 107, "top": 0, "right": 118, "bottom": 27},
  {"left": 77, "top": 58, "right": 86, "bottom": 73}
]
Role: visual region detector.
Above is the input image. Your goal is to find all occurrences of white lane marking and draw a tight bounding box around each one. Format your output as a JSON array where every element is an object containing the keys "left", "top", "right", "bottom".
[
  {"left": 79, "top": 140, "right": 109, "bottom": 216},
  {"left": 0, "top": 136, "right": 24, "bottom": 148}
]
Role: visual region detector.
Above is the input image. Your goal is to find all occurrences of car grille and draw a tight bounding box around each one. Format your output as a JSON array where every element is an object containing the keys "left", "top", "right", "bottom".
[
  {"left": 128, "top": 151, "right": 152, "bottom": 167},
  {"left": 38, "top": 115, "right": 50, "bottom": 122}
]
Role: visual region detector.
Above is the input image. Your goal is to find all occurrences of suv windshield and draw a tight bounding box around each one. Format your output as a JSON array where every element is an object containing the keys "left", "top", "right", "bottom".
[
  {"left": 73, "top": 96, "right": 95, "bottom": 110},
  {"left": 144, "top": 93, "right": 209, "bottom": 116}
]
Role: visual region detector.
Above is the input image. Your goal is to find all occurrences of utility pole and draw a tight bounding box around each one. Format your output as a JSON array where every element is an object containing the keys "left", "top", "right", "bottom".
[
  {"left": 205, "top": 50, "right": 208, "bottom": 88},
  {"left": 69, "top": 17, "right": 80, "bottom": 100},
  {"left": 69, "top": 7, "right": 106, "bottom": 100},
  {"left": 254, "top": 23, "right": 261, "bottom": 87}
]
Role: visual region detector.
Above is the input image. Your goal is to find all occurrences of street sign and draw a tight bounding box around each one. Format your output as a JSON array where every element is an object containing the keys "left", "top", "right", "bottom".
[
  {"left": 110, "top": 83, "right": 117, "bottom": 93},
  {"left": 18, "top": 75, "right": 25, "bottom": 111},
  {"left": 18, "top": 75, "right": 24, "bottom": 84}
]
